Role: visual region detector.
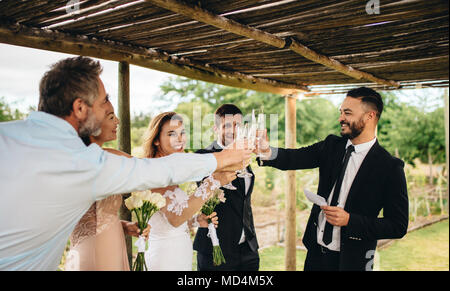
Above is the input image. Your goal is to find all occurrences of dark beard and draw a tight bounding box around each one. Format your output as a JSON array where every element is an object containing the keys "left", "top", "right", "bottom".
[{"left": 340, "top": 118, "right": 365, "bottom": 140}]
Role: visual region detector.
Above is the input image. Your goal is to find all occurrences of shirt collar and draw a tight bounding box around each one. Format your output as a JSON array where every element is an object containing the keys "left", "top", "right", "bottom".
[
  {"left": 216, "top": 140, "right": 225, "bottom": 149},
  {"left": 27, "top": 111, "right": 79, "bottom": 137},
  {"left": 346, "top": 137, "right": 377, "bottom": 153}
]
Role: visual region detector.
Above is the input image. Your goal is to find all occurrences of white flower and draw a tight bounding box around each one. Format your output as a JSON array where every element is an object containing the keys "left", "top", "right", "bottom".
[
  {"left": 131, "top": 191, "right": 143, "bottom": 200},
  {"left": 125, "top": 195, "right": 143, "bottom": 210},
  {"left": 149, "top": 192, "right": 166, "bottom": 209},
  {"left": 139, "top": 190, "right": 153, "bottom": 202}
]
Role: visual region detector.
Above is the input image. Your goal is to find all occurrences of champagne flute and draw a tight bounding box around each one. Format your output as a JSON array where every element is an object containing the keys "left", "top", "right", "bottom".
[
  {"left": 236, "top": 123, "right": 253, "bottom": 178},
  {"left": 256, "top": 109, "right": 266, "bottom": 157}
]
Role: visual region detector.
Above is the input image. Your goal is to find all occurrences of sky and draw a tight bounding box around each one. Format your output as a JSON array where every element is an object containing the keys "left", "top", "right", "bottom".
[
  {"left": 0, "top": 43, "right": 175, "bottom": 115},
  {"left": 0, "top": 43, "right": 447, "bottom": 117}
]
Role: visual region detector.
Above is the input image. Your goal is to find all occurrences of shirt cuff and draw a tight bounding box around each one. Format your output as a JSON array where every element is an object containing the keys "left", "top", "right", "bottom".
[
  {"left": 258, "top": 146, "right": 277, "bottom": 166},
  {"left": 205, "top": 153, "right": 218, "bottom": 172}
]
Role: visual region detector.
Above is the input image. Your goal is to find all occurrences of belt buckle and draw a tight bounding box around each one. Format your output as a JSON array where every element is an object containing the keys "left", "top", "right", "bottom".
[{"left": 320, "top": 245, "right": 327, "bottom": 254}]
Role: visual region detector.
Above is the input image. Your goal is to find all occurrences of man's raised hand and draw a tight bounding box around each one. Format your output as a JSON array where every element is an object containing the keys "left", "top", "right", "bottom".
[
  {"left": 213, "top": 140, "right": 252, "bottom": 172},
  {"left": 254, "top": 129, "right": 272, "bottom": 160}
]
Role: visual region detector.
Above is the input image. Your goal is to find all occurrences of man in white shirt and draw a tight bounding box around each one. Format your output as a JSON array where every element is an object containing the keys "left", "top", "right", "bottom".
[
  {"left": 0, "top": 56, "right": 250, "bottom": 270},
  {"left": 256, "top": 87, "right": 408, "bottom": 271}
]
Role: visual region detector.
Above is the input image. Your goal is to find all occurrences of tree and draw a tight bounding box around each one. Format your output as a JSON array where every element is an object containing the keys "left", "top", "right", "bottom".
[
  {"left": 378, "top": 91, "right": 446, "bottom": 184},
  {"left": 0, "top": 97, "right": 24, "bottom": 121}
]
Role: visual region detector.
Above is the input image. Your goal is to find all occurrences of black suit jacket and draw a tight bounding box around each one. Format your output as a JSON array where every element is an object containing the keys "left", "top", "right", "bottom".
[
  {"left": 259, "top": 134, "right": 409, "bottom": 270},
  {"left": 193, "top": 141, "right": 259, "bottom": 258}
]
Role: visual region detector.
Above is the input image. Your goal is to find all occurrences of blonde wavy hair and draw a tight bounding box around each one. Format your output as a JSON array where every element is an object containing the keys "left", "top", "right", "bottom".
[{"left": 142, "top": 111, "right": 184, "bottom": 158}]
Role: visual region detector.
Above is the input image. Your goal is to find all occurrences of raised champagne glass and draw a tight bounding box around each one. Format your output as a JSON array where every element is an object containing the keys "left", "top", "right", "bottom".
[{"left": 236, "top": 123, "right": 254, "bottom": 178}]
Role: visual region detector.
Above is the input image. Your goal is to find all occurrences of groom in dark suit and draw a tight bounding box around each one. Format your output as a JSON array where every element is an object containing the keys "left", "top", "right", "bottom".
[
  {"left": 194, "top": 104, "right": 259, "bottom": 271},
  {"left": 256, "top": 87, "right": 409, "bottom": 271}
]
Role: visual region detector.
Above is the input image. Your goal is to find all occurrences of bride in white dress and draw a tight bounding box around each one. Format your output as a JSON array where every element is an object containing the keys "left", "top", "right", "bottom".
[{"left": 141, "top": 112, "right": 236, "bottom": 271}]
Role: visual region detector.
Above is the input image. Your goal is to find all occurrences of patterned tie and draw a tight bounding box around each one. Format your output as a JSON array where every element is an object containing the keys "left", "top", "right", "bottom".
[{"left": 322, "top": 145, "right": 355, "bottom": 245}]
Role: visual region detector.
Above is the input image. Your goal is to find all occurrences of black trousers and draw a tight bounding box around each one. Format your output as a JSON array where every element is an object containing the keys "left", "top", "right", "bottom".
[
  {"left": 197, "top": 241, "right": 259, "bottom": 271},
  {"left": 304, "top": 243, "right": 340, "bottom": 271}
]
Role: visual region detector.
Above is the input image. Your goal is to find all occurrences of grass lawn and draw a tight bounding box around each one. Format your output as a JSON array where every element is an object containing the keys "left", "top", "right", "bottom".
[
  {"left": 259, "top": 246, "right": 306, "bottom": 271},
  {"left": 378, "top": 219, "right": 449, "bottom": 271},
  {"left": 257, "top": 220, "right": 449, "bottom": 271}
]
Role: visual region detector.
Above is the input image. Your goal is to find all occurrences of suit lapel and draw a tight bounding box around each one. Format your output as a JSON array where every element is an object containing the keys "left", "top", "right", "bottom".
[
  {"left": 236, "top": 165, "right": 255, "bottom": 196},
  {"left": 324, "top": 139, "right": 347, "bottom": 201},
  {"left": 344, "top": 141, "right": 381, "bottom": 211},
  {"left": 237, "top": 177, "right": 246, "bottom": 196},
  {"left": 208, "top": 141, "right": 247, "bottom": 217},
  {"left": 207, "top": 141, "right": 222, "bottom": 152},
  {"left": 247, "top": 165, "right": 255, "bottom": 197}
]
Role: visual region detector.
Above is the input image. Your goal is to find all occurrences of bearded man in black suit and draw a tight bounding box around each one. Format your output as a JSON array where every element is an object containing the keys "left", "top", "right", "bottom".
[{"left": 255, "top": 87, "right": 409, "bottom": 271}]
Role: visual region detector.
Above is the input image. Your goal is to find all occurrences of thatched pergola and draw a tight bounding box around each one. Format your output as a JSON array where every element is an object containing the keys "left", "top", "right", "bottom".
[{"left": 1, "top": 0, "right": 448, "bottom": 270}]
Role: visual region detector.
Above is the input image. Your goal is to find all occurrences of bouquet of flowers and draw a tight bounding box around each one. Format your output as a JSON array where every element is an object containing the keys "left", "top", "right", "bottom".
[
  {"left": 125, "top": 190, "right": 166, "bottom": 271},
  {"left": 200, "top": 189, "right": 227, "bottom": 266}
]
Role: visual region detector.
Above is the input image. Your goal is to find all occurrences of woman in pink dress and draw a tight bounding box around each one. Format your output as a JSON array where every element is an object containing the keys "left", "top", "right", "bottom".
[{"left": 64, "top": 101, "right": 149, "bottom": 271}]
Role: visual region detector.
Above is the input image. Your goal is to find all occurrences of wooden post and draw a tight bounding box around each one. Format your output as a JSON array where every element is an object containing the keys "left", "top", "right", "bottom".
[
  {"left": 117, "top": 61, "right": 132, "bottom": 267},
  {"left": 285, "top": 93, "right": 297, "bottom": 270},
  {"left": 444, "top": 89, "right": 449, "bottom": 213}
]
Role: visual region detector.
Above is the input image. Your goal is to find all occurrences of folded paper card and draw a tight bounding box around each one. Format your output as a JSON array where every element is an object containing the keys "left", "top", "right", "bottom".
[{"left": 304, "top": 189, "right": 327, "bottom": 207}]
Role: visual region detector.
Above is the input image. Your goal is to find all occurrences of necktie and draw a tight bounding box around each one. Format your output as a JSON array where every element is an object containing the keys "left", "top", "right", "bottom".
[{"left": 322, "top": 145, "right": 355, "bottom": 245}]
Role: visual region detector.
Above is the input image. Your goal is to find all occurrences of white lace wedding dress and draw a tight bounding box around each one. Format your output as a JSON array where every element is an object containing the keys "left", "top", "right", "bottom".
[
  {"left": 144, "top": 176, "right": 220, "bottom": 271},
  {"left": 144, "top": 203, "right": 192, "bottom": 271}
]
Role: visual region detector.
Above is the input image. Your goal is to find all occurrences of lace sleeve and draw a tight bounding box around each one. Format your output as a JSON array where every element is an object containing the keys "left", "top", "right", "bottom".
[
  {"left": 193, "top": 175, "right": 221, "bottom": 200},
  {"left": 163, "top": 188, "right": 189, "bottom": 216},
  {"left": 163, "top": 175, "right": 221, "bottom": 216}
]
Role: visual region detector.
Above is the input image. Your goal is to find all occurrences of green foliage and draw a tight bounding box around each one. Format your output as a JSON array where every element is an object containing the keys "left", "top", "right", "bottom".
[
  {"left": 0, "top": 97, "right": 25, "bottom": 121},
  {"left": 131, "top": 112, "right": 151, "bottom": 128},
  {"left": 378, "top": 91, "right": 446, "bottom": 165}
]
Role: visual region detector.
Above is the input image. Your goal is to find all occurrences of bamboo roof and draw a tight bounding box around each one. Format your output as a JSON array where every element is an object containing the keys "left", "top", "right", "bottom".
[{"left": 0, "top": 0, "right": 448, "bottom": 95}]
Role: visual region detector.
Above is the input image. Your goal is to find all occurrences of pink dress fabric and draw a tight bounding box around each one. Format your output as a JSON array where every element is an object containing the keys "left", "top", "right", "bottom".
[{"left": 65, "top": 195, "right": 130, "bottom": 271}]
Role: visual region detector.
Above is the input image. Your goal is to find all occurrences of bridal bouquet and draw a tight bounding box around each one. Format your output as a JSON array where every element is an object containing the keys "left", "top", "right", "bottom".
[
  {"left": 125, "top": 190, "right": 166, "bottom": 271},
  {"left": 200, "top": 189, "right": 227, "bottom": 266}
]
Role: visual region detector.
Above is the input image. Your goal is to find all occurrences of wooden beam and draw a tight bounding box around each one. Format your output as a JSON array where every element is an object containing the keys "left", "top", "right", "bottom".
[
  {"left": 289, "top": 40, "right": 401, "bottom": 88},
  {"left": 284, "top": 93, "right": 297, "bottom": 271},
  {"left": 145, "top": 0, "right": 401, "bottom": 88},
  {"left": 146, "top": 0, "right": 285, "bottom": 48},
  {"left": 0, "top": 22, "right": 307, "bottom": 94},
  {"left": 117, "top": 61, "right": 133, "bottom": 268}
]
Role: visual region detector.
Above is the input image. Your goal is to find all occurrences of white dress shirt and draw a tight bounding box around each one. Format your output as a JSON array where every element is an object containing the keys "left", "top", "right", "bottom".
[
  {"left": 317, "top": 137, "right": 377, "bottom": 251},
  {"left": 0, "top": 111, "right": 217, "bottom": 270},
  {"left": 216, "top": 140, "right": 250, "bottom": 244}
]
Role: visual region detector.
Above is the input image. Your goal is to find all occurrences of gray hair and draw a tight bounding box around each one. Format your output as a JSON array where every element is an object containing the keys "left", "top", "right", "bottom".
[{"left": 38, "top": 56, "right": 103, "bottom": 117}]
